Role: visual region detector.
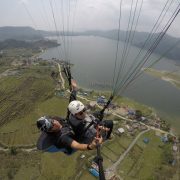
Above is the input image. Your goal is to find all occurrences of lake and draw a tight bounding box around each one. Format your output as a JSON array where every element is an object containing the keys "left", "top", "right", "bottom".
[{"left": 40, "top": 36, "right": 180, "bottom": 134}]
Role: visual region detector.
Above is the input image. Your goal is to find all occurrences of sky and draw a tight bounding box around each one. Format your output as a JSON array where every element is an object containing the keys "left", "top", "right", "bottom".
[{"left": 0, "top": 0, "right": 180, "bottom": 37}]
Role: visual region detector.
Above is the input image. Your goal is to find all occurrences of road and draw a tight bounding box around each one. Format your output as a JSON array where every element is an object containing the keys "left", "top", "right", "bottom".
[
  {"left": 57, "top": 63, "right": 65, "bottom": 89},
  {"left": 0, "top": 146, "right": 37, "bottom": 152},
  {"left": 106, "top": 129, "right": 150, "bottom": 173}
]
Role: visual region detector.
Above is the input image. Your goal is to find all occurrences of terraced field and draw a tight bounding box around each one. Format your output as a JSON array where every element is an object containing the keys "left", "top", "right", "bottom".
[
  {"left": 117, "top": 131, "right": 179, "bottom": 180},
  {"left": 0, "top": 65, "right": 58, "bottom": 145}
]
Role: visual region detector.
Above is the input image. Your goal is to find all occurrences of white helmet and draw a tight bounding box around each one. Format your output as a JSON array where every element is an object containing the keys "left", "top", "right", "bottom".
[{"left": 68, "top": 100, "right": 85, "bottom": 115}]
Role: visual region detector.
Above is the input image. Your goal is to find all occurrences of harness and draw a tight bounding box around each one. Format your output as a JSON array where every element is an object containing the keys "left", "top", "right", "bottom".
[
  {"left": 83, "top": 115, "right": 98, "bottom": 134},
  {"left": 59, "top": 125, "right": 74, "bottom": 137}
]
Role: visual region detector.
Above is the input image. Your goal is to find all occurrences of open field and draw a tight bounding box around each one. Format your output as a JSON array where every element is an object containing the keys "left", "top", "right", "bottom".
[
  {"left": 0, "top": 150, "right": 41, "bottom": 180},
  {"left": 0, "top": 66, "right": 58, "bottom": 145},
  {"left": 117, "top": 131, "right": 179, "bottom": 180}
]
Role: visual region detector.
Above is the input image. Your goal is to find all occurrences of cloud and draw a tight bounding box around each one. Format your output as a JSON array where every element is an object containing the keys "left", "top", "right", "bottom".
[
  {"left": 19, "top": 0, "right": 29, "bottom": 4},
  {"left": 0, "top": 0, "right": 179, "bottom": 37},
  {"left": 72, "top": 0, "right": 180, "bottom": 37}
]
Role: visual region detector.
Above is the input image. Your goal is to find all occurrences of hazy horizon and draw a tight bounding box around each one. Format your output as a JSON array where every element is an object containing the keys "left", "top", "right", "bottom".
[{"left": 0, "top": 0, "right": 179, "bottom": 38}]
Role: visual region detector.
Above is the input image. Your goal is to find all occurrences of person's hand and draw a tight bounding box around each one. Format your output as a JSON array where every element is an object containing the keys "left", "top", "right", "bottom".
[
  {"left": 71, "top": 79, "right": 77, "bottom": 90},
  {"left": 88, "top": 136, "right": 103, "bottom": 149}
]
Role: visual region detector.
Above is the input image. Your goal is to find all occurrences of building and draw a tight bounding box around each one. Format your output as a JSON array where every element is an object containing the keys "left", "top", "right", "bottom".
[
  {"left": 139, "top": 125, "right": 147, "bottom": 131},
  {"left": 97, "top": 96, "right": 107, "bottom": 104},
  {"left": 80, "top": 154, "right": 86, "bottom": 159},
  {"left": 116, "top": 128, "right": 125, "bottom": 136},
  {"left": 172, "top": 144, "right": 178, "bottom": 152},
  {"left": 89, "top": 168, "right": 99, "bottom": 178},
  {"left": 117, "top": 128, "right": 125, "bottom": 134},
  {"left": 143, "top": 138, "right": 149, "bottom": 144},
  {"left": 161, "top": 136, "right": 168, "bottom": 143},
  {"left": 132, "top": 123, "right": 139, "bottom": 129},
  {"left": 88, "top": 101, "right": 97, "bottom": 110}
]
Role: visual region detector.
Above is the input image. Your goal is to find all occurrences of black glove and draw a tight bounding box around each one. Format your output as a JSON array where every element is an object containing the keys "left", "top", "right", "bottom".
[{"left": 93, "top": 111, "right": 104, "bottom": 120}]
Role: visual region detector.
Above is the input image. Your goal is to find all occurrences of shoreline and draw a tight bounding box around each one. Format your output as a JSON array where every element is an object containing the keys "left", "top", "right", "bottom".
[
  {"left": 76, "top": 83, "right": 179, "bottom": 135},
  {"left": 66, "top": 82, "right": 178, "bottom": 136},
  {"left": 144, "top": 68, "right": 180, "bottom": 90}
]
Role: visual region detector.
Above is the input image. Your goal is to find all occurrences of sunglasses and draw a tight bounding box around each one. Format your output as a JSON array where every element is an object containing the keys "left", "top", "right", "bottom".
[
  {"left": 40, "top": 119, "right": 53, "bottom": 132},
  {"left": 77, "top": 108, "right": 86, "bottom": 116}
]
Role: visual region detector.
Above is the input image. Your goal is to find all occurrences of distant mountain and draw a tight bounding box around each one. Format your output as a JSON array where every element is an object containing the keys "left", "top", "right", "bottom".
[
  {"left": 0, "top": 26, "right": 43, "bottom": 41},
  {"left": 0, "top": 26, "right": 179, "bottom": 61},
  {"left": 74, "top": 30, "right": 180, "bottom": 61},
  {"left": 0, "top": 39, "right": 59, "bottom": 50}
]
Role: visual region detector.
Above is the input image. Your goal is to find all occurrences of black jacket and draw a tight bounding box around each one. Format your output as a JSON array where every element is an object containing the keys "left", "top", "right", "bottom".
[{"left": 37, "top": 117, "right": 75, "bottom": 154}]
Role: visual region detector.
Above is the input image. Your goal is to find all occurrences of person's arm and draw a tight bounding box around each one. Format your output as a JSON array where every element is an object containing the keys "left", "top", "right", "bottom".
[
  {"left": 70, "top": 137, "right": 103, "bottom": 151},
  {"left": 70, "top": 140, "right": 89, "bottom": 151},
  {"left": 69, "top": 79, "right": 77, "bottom": 102}
]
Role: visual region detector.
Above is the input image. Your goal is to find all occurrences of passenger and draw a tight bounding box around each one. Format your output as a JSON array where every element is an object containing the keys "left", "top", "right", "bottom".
[
  {"left": 68, "top": 101, "right": 113, "bottom": 144},
  {"left": 36, "top": 116, "right": 103, "bottom": 154}
]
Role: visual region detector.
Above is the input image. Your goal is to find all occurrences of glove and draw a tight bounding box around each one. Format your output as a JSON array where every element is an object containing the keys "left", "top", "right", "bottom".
[{"left": 93, "top": 111, "right": 104, "bottom": 120}]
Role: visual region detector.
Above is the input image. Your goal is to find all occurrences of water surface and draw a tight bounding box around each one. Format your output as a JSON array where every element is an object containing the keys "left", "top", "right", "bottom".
[{"left": 40, "top": 36, "right": 180, "bottom": 133}]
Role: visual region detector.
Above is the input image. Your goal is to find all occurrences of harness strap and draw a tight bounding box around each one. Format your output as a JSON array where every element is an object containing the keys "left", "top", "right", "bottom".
[{"left": 83, "top": 121, "right": 94, "bottom": 134}]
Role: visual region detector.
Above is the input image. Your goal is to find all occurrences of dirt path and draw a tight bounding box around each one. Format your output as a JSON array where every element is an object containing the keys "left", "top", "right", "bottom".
[
  {"left": 57, "top": 63, "right": 65, "bottom": 89},
  {"left": 0, "top": 146, "right": 37, "bottom": 152},
  {"left": 106, "top": 129, "right": 150, "bottom": 173}
]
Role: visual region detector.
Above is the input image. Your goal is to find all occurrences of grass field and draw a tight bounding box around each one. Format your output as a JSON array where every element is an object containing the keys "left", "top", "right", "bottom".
[
  {"left": 0, "top": 66, "right": 58, "bottom": 145},
  {"left": 0, "top": 150, "right": 41, "bottom": 180},
  {"left": 117, "top": 131, "right": 178, "bottom": 180}
]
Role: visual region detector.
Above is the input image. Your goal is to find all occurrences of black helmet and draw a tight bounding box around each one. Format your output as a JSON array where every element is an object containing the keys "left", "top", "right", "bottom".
[{"left": 37, "top": 116, "right": 53, "bottom": 132}]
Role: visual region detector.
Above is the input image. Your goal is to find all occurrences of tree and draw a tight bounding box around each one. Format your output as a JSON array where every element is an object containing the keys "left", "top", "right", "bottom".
[{"left": 10, "top": 147, "right": 17, "bottom": 156}]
